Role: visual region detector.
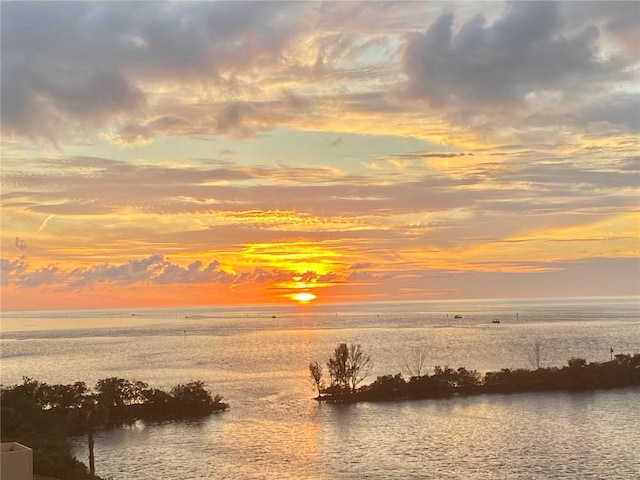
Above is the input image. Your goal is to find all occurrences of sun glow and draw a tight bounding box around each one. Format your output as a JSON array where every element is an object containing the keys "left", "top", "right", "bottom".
[
  {"left": 240, "top": 241, "right": 342, "bottom": 276},
  {"left": 291, "top": 292, "right": 317, "bottom": 304}
]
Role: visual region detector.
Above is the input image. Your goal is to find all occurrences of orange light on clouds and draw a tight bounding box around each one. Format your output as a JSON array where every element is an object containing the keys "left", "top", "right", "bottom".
[{"left": 239, "top": 241, "right": 343, "bottom": 275}]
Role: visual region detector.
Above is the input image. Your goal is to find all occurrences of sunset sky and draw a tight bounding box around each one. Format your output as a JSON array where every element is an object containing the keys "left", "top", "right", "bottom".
[{"left": 1, "top": 1, "right": 639, "bottom": 311}]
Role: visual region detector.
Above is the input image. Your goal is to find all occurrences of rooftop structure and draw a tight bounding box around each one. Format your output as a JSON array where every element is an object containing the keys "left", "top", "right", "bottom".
[{"left": 1, "top": 442, "right": 33, "bottom": 480}]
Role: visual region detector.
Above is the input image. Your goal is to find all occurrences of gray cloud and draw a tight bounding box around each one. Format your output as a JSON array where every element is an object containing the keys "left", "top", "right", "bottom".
[
  {"left": 350, "top": 263, "right": 374, "bottom": 269},
  {"left": 215, "top": 103, "right": 256, "bottom": 137},
  {"left": 559, "top": 1, "right": 640, "bottom": 60},
  {"left": 1, "top": 256, "right": 63, "bottom": 288},
  {"left": 68, "top": 254, "right": 167, "bottom": 287},
  {"left": 139, "top": 259, "right": 233, "bottom": 286},
  {"left": 1, "top": 254, "right": 312, "bottom": 290},
  {"left": 581, "top": 94, "right": 640, "bottom": 131},
  {"left": 14, "top": 237, "right": 28, "bottom": 251},
  {"left": 1, "top": 1, "right": 305, "bottom": 140},
  {"left": 403, "top": 2, "right": 632, "bottom": 112},
  {"left": 3, "top": 1, "right": 636, "bottom": 143},
  {"left": 1, "top": 257, "right": 28, "bottom": 286},
  {"left": 236, "top": 268, "right": 291, "bottom": 284},
  {"left": 2, "top": 53, "right": 146, "bottom": 141}
]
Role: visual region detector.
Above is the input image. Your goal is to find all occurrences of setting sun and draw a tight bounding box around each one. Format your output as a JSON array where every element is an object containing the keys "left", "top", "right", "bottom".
[{"left": 291, "top": 292, "right": 317, "bottom": 304}]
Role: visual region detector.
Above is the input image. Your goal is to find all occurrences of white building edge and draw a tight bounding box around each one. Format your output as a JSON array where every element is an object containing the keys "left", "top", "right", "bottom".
[{"left": 1, "top": 442, "right": 33, "bottom": 480}]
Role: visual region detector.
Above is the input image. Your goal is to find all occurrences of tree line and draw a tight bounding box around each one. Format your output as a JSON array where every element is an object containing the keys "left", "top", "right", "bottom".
[
  {"left": 310, "top": 343, "right": 640, "bottom": 402},
  {"left": 1, "top": 377, "right": 228, "bottom": 479}
]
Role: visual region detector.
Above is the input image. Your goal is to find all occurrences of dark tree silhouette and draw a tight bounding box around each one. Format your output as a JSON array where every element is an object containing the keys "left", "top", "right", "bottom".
[
  {"left": 77, "top": 394, "right": 107, "bottom": 476},
  {"left": 95, "top": 377, "right": 147, "bottom": 408},
  {"left": 309, "top": 361, "right": 325, "bottom": 397},
  {"left": 169, "top": 381, "right": 225, "bottom": 416},
  {"left": 346, "top": 343, "right": 373, "bottom": 391},
  {"left": 568, "top": 357, "right": 587, "bottom": 368},
  {"left": 327, "top": 343, "right": 372, "bottom": 392},
  {"left": 402, "top": 346, "right": 429, "bottom": 378},
  {"left": 527, "top": 341, "right": 547, "bottom": 370},
  {"left": 46, "top": 382, "right": 88, "bottom": 410},
  {"left": 1, "top": 378, "right": 100, "bottom": 479},
  {"left": 327, "top": 343, "right": 350, "bottom": 390},
  {"left": 1, "top": 376, "right": 228, "bottom": 479},
  {"left": 316, "top": 353, "right": 640, "bottom": 403}
]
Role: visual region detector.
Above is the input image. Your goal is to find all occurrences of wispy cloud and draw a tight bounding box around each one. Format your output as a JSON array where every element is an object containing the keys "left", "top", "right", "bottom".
[{"left": 38, "top": 214, "right": 54, "bottom": 232}]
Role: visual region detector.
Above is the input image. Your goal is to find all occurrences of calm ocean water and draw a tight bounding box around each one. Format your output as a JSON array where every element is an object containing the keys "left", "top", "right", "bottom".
[{"left": 1, "top": 297, "right": 639, "bottom": 479}]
